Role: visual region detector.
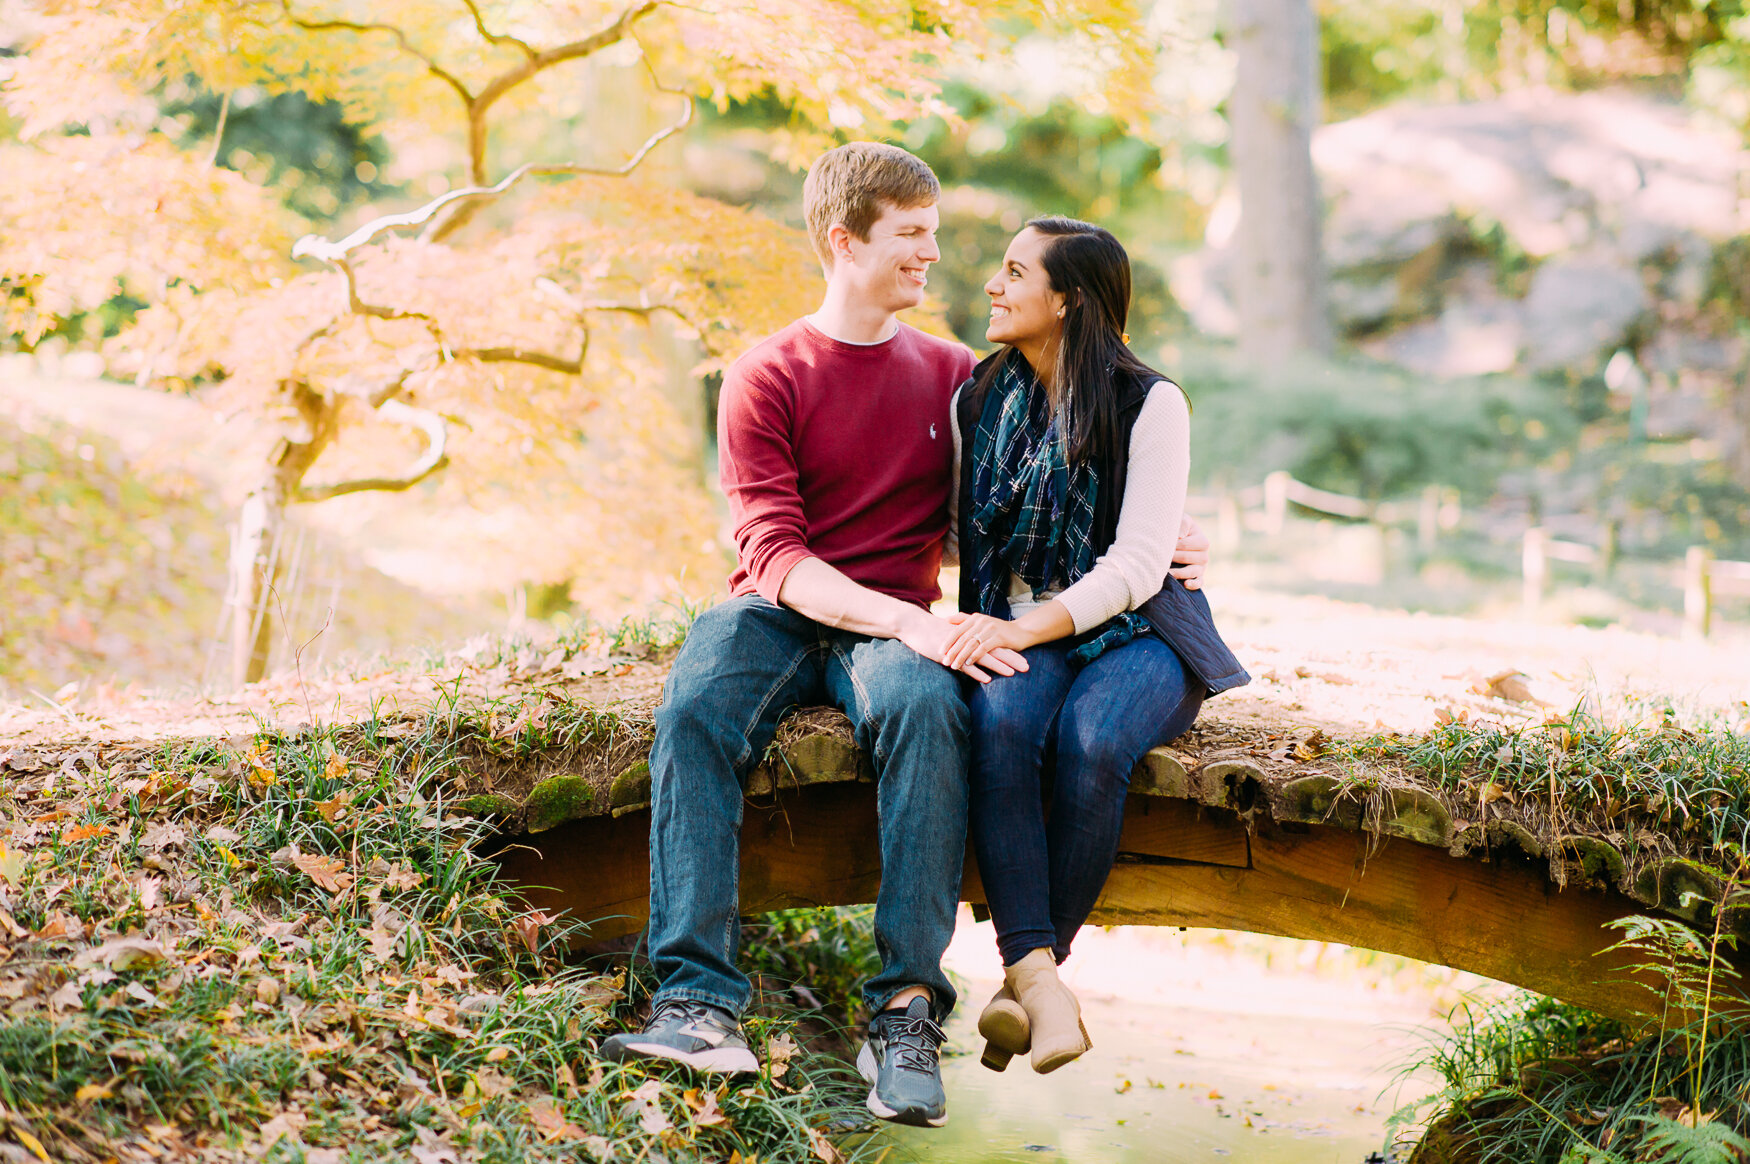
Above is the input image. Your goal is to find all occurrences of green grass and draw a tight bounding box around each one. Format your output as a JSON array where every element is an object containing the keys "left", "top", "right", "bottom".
[
  {"left": 0, "top": 715, "right": 882, "bottom": 1162},
  {"left": 1339, "top": 703, "right": 1750, "bottom": 866}
]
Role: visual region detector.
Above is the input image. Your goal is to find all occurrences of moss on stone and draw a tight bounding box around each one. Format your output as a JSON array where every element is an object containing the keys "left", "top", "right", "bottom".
[
  {"left": 608, "top": 761, "right": 651, "bottom": 817},
  {"left": 458, "top": 793, "right": 520, "bottom": 819},
  {"left": 1381, "top": 787, "right": 1452, "bottom": 847},
  {"left": 524, "top": 775, "right": 597, "bottom": 834}
]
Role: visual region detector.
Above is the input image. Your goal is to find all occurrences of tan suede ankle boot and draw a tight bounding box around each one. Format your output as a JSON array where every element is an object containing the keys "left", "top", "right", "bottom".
[
  {"left": 1003, "top": 948, "right": 1090, "bottom": 1074},
  {"left": 976, "top": 983, "right": 1030, "bottom": 1072}
]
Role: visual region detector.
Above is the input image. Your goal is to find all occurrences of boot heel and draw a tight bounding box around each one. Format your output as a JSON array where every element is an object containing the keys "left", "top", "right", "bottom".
[{"left": 980, "top": 1042, "right": 1014, "bottom": 1072}]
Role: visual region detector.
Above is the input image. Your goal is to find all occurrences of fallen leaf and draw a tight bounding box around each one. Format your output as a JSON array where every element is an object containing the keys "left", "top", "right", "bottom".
[
  {"left": 509, "top": 910, "right": 555, "bottom": 954},
  {"left": 32, "top": 911, "right": 78, "bottom": 941},
  {"left": 1292, "top": 730, "right": 1329, "bottom": 762},
  {"left": 485, "top": 1046, "right": 512, "bottom": 1063},
  {"left": 12, "top": 1126, "right": 50, "bottom": 1163},
  {"left": 384, "top": 862, "right": 423, "bottom": 891},
  {"left": 292, "top": 853, "right": 355, "bottom": 894},
  {"left": 324, "top": 753, "right": 350, "bottom": 781},
  {"left": 580, "top": 1134, "right": 616, "bottom": 1161},
  {"left": 1476, "top": 670, "right": 1537, "bottom": 704},
  {"left": 75, "top": 936, "right": 167, "bottom": 972},
  {"left": 0, "top": 843, "right": 26, "bottom": 885},
  {"left": 61, "top": 822, "right": 110, "bottom": 844},
  {"left": 314, "top": 792, "right": 353, "bottom": 824},
  {"left": 685, "top": 1087, "right": 730, "bottom": 1128},
  {"left": 767, "top": 1032, "right": 799, "bottom": 1080},
  {"left": 138, "top": 876, "right": 161, "bottom": 911},
  {"left": 1115, "top": 1078, "right": 1133, "bottom": 1094},
  {"left": 75, "top": 1082, "right": 114, "bottom": 1102},
  {"left": 806, "top": 1125, "right": 845, "bottom": 1163},
  {"left": 1478, "top": 782, "right": 1514, "bottom": 806},
  {"left": 259, "top": 1108, "right": 307, "bottom": 1146},
  {"left": 626, "top": 1079, "right": 671, "bottom": 1134}
]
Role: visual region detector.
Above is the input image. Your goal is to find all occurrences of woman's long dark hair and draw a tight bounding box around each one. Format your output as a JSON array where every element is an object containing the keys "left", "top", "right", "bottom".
[{"left": 980, "top": 216, "right": 1168, "bottom": 466}]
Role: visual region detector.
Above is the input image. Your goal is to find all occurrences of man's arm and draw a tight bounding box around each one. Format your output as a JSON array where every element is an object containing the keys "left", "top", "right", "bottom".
[
  {"left": 1171, "top": 513, "right": 1210, "bottom": 590},
  {"left": 778, "top": 558, "right": 1023, "bottom": 682}
]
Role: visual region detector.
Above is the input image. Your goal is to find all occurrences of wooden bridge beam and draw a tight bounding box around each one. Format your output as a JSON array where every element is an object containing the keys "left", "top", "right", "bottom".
[{"left": 495, "top": 783, "right": 1733, "bottom": 1024}]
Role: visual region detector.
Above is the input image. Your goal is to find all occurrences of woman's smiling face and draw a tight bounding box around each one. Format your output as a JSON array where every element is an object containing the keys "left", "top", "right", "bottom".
[{"left": 984, "top": 227, "right": 1065, "bottom": 349}]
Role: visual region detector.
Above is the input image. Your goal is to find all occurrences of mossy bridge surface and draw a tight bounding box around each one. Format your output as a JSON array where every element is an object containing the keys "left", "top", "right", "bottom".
[{"left": 479, "top": 707, "right": 1748, "bottom": 1025}]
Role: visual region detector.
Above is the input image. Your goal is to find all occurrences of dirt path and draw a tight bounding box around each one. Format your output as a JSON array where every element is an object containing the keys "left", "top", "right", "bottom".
[{"left": 4, "top": 584, "right": 1743, "bottom": 753}]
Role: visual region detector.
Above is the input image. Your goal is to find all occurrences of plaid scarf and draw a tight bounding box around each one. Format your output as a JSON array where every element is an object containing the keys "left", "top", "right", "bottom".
[{"left": 966, "top": 352, "right": 1151, "bottom": 666}]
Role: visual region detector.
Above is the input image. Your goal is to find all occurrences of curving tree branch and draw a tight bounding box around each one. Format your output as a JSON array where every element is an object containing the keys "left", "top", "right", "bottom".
[
  {"left": 294, "top": 397, "right": 450, "bottom": 503},
  {"left": 278, "top": 1, "right": 475, "bottom": 107},
  {"left": 458, "top": 0, "right": 537, "bottom": 59}
]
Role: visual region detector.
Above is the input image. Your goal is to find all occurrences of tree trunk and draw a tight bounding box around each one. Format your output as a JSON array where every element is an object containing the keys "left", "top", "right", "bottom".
[
  {"left": 1226, "top": 0, "right": 1331, "bottom": 362},
  {"left": 229, "top": 382, "right": 337, "bottom": 687}
]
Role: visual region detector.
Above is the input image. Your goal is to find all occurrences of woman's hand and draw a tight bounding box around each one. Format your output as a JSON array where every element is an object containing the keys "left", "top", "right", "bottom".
[{"left": 940, "top": 612, "right": 1037, "bottom": 672}]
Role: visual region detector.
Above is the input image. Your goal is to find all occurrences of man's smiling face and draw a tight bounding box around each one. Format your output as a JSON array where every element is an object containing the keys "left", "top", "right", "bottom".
[{"left": 834, "top": 201, "right": 941, "bottom": 315}]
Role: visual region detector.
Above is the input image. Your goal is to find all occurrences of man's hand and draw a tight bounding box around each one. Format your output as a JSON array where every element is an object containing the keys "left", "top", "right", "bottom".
[
  {"left": 898, "top": 608, "right": 1027, "bottom": 683},
  {"left": 1169, "top": 513, "right": 1211, "bottom": 591},
  {"left": 940, "top": 612, "right": 1036, "bottom": 671}
]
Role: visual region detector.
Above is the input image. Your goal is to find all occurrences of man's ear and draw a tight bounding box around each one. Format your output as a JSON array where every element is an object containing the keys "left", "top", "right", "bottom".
[{"left": 825, "top": 222, "right": 856, "bottom": 267}]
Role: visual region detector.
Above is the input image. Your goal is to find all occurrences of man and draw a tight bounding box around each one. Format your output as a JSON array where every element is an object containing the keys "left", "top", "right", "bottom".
[{"left": 603, "top": 143, "right": 1209, "bottom": 1128}]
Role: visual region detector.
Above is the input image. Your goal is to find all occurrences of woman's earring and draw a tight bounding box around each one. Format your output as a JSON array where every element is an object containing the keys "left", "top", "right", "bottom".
[{"left": 1057, "top": 308, "right": 1065, "bottom": 318}]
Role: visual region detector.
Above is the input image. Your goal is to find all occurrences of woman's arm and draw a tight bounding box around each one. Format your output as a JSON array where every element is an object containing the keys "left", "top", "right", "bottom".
[{"left": 1051, "top": 384, "right": 1190, "bottom": 632}]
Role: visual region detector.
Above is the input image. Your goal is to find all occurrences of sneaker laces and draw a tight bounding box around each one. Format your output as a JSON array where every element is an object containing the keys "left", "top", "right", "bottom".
[
  {"left": 876, "top": 1011, "right": 945, "bottom": 1075},
  {"left": 648, "top": 998, "right": 723, "bottom": 1030}
]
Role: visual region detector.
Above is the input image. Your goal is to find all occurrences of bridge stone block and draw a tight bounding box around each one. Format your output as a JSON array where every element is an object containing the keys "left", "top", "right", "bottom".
[
  {"left": 1485, "top": 819, "right": 1544, "bottom": 859},
  {"left": 1556, "top": 834, "right": 1626, "bottom": 890},
  {"left": 1274, "top": 773, "right": 1363, "bottom": 829},
  {"left": 525, "top": 775, "right": 597, "bottom": 833},
  {"left": 1635, "top": 857, "right": 1726, "bottom": 927},
  {"left": 1132, "top": 749, "right": 1192, "bottom": 799},
  {"left": 608, "top": 761, "right": 651, "bottom": 818},
  {"left": 1379, "top": 787, "right": 1451, "bottom": 848},
  {"left": 747, "top": 733, "right": 867, "bottom": 797},
  {"left": 1197, "top": 758, "right": 1264, "bottom": 810}
]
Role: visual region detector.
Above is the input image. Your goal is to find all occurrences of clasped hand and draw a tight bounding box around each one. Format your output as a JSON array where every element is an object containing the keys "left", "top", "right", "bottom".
[{"left": 899, "top": 610, "right": 1029, "bottom": 683}]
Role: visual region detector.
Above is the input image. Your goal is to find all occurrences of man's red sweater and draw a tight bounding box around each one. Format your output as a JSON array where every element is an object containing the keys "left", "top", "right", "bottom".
[{"left": 720, "top": 318, "right": 976, "bottom": 609}]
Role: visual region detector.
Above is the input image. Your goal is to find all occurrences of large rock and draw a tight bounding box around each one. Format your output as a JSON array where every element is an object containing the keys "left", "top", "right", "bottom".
[{"left": 1170, "top": 89, "right": 1748, "bottom": 376}]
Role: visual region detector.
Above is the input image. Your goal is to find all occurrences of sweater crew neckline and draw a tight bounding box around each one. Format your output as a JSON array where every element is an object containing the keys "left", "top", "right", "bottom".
[{"left": 800, "top": 317, "right": 907, "bottom": 356}]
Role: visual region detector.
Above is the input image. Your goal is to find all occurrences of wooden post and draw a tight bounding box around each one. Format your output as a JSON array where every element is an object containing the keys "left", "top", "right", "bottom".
[
  {"left": 1263, "top": 470, "right": 1292, "bottom": 536},
  {"left": 1522, "top": 527, "right": 1548, "bottom": 616},
  {"left": 1417, "top": 485, "right": 1440, "bottom": 553},
  {"left": 1598, "top": 519, "right": 1618, "bottom": 581},
  {"left": 1217, "top": 492, "right": 1243, "bottom": 551},
  {"left": 1685, "top": 546, "right": 1714, "bottom": 639}
]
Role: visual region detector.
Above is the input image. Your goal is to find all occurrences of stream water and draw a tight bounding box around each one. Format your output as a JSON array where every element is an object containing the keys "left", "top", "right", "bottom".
[{"left": 875, "top": 913, "right": 1501, "bottom": 1163}]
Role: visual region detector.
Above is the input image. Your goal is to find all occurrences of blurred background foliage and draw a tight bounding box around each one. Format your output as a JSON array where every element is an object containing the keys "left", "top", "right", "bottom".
[{"left": 3, "top": 0, "right": 1750, "bottom": 695}]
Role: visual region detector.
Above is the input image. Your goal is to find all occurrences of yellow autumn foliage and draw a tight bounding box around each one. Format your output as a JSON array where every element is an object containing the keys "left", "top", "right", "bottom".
[{"left": 0, "top": 0, "right": 1158, "bottom": 677}]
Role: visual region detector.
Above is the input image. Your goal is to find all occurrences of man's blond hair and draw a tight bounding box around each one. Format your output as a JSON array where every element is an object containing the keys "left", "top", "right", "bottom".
[{"left": 802, "top": 142, "right": 940, "bottom": 268}]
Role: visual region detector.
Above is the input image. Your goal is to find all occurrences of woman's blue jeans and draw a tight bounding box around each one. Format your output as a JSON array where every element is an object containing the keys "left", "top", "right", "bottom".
[
  {"left": 968, "top": 633, "right": 1203, "bottom": 967},
  {"left": 645, "top": 595, "right": 968, "bottom": 1022}
]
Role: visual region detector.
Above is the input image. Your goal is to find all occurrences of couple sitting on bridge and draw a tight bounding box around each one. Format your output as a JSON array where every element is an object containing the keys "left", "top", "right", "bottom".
[{"left": 602, "top": 143, "right": 1249, "bottom": 1127}]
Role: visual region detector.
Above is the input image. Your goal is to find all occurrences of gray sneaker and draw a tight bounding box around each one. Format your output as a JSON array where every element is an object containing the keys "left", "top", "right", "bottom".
[
  {"left": 857, "top": 996, "right": 948, "bottom": 1127},
  {"left": 601, "top": 999, "right": 759, "bottom": 1074}
]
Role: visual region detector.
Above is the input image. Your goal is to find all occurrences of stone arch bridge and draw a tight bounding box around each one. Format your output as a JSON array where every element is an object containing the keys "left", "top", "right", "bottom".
[{"left": 490, "top": 713, "right": 1744, "bottom": 1023}]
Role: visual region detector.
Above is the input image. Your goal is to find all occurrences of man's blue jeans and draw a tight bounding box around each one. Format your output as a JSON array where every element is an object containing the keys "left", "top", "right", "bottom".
[
  {"left": 646, "top": 595, "right": 968, "bottom": 1022},
  {"left": 968, "top": 633, "right": 1203, "bottom": 967}
]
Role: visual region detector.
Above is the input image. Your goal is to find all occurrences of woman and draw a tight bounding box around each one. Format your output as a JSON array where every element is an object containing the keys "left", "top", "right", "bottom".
[{"left": 942, "top": 217, "right": 1249, "bottom": 1074}]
